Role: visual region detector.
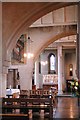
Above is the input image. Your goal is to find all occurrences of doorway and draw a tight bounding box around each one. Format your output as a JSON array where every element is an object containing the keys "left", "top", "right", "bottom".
[{"left": 7, "top": 69, "right": 18, "bottom": 89}]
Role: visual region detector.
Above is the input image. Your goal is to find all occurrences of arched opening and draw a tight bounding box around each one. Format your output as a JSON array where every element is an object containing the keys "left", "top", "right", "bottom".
[{"left": 5, "top": 3, "right": 77, "bottom": 94}]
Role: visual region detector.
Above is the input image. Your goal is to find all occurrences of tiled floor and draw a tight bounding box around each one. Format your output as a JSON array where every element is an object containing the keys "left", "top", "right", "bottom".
[{"left": 31, "top": 97, "right": 80, "bottom": 120}]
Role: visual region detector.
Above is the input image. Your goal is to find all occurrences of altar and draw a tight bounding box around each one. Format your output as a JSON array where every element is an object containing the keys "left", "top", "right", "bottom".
[
  {"left": 43, "top": 74, "right": 58, "bottom": 90},
  {"left": 6, "top": 89, "right": 20, "bottom": 98}
]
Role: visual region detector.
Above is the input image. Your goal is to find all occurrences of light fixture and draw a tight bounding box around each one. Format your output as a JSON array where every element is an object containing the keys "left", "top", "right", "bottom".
[
  {"left": 70, "top": 68, "right": 72, "bottom": 71},
  {"left": 24, "top": 53, "right": 27, "bottom": 57},
  {"left": 27, "top": 53, "right": 34, "bottom": 59},
  {"left": 69, "top": 64, "right": 73, "bottom": 76},
  {"left": 24, "top": 30, "right": 34, "bottom": 59},
  {"left": 24, "top": 52, "right": 34, "bottom": 59},
  {"left": 27, "top": 36, "right": 34, "bottom": 58},
  {"left": 41, "top": 61, "right": 48, "bottom": 66},
  {"left": 74, "top": 40, "right": 76, "bottom": 42}
]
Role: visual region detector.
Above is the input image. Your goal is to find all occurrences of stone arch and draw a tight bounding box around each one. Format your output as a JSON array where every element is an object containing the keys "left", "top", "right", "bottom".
[
  {"left": 5, "top": 2, "right": 77, "bottom": 52},
  {"left": 2, "top": 2, "right": 78, "bottom": 94},
  {"left": 34, "top": 30, "right": 77, "bottom": 61}
]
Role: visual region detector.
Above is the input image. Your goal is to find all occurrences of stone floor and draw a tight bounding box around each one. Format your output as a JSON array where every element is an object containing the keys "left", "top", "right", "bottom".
[
  {"left": 55, "top": 97, "right": 80, "bottom": 118},
  {"left": 30, "top": 97, "right": 80, "bottom": 120}
]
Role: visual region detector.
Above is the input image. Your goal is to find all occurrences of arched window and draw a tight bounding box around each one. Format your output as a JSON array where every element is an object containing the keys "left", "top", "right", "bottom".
[
  {"left": 48, "top": 53, "right": 56, "bottom": 74},
  {"left": 50, "top": 55, "right": 55, "bottom": 70}
]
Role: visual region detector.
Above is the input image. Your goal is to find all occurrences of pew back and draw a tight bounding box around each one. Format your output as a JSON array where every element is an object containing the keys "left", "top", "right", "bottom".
[{"left": 1, "top": 97, "right": 53, "bottom": 118}]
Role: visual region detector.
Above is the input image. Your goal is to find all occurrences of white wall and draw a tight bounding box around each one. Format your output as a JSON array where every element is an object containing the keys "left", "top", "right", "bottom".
[
  {"left": 0, "top": 3, "right": 7, "bottom": 97},
  {"left": 9, "top": 58, "right": 34, "bottom": 90},
  {"left": 40, "top": 50, "right": 57, "bottom": 74},
  {"left": 64, "top": 49, "right": 76, "bottom": 80}
]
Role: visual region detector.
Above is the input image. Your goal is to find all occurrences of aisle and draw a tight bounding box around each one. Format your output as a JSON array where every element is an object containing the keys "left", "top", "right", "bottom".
[{"left": 55, "top": 97, "right": 80, "bottom": 118}]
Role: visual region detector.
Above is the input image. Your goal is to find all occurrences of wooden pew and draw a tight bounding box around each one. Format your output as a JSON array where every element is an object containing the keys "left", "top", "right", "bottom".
[
  {"left": 29, "top": 89, "right": 57, "bottom": 108},
  {"left": 0, "top": 113, "right": 28, "bottom": 120},
  {"left": 1, "top": 97, "right": 53, "bottom": 118},
  {"left": 20, "top": 90, "right": 28, "bottom": 98},
  {"left": 29, "top": 89, "right": 51, "bottom": 98},
  {"left": 0, "top": 98, "right": 28, "bottom": 119}
]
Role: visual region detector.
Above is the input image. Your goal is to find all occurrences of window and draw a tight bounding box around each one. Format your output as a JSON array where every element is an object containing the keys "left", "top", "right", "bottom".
[
  {"left": 48, "top": 53, "right": 56, "bottom": 74},
  {"left": 50, "top": 55, "right": 55, "bottom": 71}
]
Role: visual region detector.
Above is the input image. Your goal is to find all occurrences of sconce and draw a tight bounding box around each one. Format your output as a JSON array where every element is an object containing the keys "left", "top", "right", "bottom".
[
  {"left": 69, "top": 64, "right": 73, "bottom": 76},
  {"left": 41, "top": 61, "right": 48, "bottom": 66}
]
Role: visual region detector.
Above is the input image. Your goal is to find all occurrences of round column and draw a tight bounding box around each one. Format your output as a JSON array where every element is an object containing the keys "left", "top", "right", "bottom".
[
  {"left": 34, "top": 59, "right": 39, "bottom": 89},
  {"left": 58, "top": 45, "right": 63, "bottom": 95}
]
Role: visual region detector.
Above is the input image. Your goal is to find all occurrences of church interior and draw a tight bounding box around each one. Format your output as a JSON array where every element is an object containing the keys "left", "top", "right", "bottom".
[{"left": 0, "top": 1, "right": 80, "bottom": 119}]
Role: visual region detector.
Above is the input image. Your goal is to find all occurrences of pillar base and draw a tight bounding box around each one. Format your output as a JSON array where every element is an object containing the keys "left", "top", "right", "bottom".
[{"left": 58, "top": 90, "right": 63, "bottom": 95}]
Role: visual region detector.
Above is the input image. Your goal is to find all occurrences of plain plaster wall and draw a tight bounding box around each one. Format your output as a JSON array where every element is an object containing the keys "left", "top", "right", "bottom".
[{"left": 65, "top": 49, "right": 76, "bottom": 80}]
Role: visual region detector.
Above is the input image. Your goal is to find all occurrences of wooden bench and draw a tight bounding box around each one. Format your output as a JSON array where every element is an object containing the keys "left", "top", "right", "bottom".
[
  {"left": 29, "top": 89, "right": 52, "bottom": 98},
  {"left": 20, "top": 90, "right": 28, "bottom": 98},
  {"left": 0, "top": 113, "right": 28, "bottom": 120},
  {"left": 1, "top": 97, "right": 53, "bottom": 118},
  {"left": 29, "top": 89, "right": 57, "bottom": 108}
]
